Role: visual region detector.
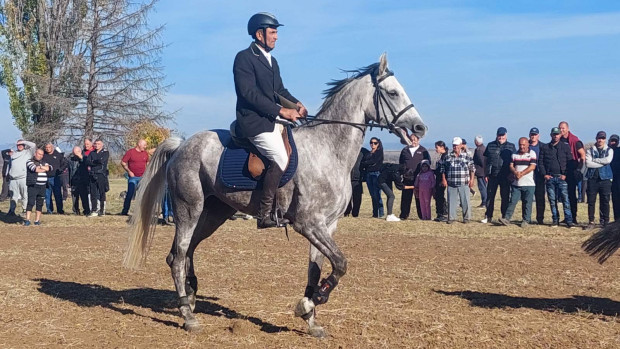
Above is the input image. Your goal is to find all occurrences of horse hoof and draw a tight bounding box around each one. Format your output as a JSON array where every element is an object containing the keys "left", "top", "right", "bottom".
[
  {"left": 294, "top": 297, "right": 315, "bottom": 318},
  {"left": 309, "top": 325, "right": 327, "bottom": 338},
  {"left": 183, "top": 319, "right": 202, "bottom": 332}
]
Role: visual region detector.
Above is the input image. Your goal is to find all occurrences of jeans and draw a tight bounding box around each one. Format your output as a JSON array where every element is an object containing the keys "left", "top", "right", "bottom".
[
  {"left": 485, "top": 175, "right": 511, "bottom": 220},
  {"left": 380, "top": 182, "right": 395, "bottom": 215},
  {"left": 534, "top": 172, "right": 546, "bottom": 223},
  {"left": 122, "top": 176, "right": 141, "bottom": 214},
  {"left": 586, "top": 177, "right": 612, "bottom": 224},
  {"left": 546, "top": 176, "right": 572, "bottom": 224},
  {"left": 504, "top": 185, "right": 535, "bottom": 222},
  {"left": 476, "top": 176, "right": 487, "bottom": 206},
  {"left": 447, "top": 185, "right": 471, "bottom": 221},
  {"left": 45, "top": 175, "right": 64, "bottom": 213},
  {"left": 162, "top": 189, "right": 173, "bottom": 219},
  {"left": 366, "top": 171, "right": 384, "bottom": 217}
]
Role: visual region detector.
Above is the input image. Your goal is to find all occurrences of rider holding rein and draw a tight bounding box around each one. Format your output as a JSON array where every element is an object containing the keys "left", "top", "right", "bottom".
[{"left": 233, "top": 12, "right": 308, "bottom": 229}]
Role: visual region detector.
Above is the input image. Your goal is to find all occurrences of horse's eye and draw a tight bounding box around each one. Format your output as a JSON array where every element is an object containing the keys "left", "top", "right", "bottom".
[{"left": 387, "top": 90, "right": 398, "bottom": 97}]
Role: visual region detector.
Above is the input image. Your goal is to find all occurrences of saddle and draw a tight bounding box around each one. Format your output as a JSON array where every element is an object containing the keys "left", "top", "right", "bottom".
[{"left": 213, "top": 123, "right": 298, "bottom": 191}]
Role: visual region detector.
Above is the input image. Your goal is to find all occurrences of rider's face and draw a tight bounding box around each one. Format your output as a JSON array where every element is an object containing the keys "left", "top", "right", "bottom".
[{"left": 257, "top": 28, "right": 278, "bottom": 50}]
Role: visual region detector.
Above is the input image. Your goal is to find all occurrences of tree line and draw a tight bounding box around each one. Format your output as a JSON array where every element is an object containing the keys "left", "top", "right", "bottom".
[{"left": 0, "top": 0, "right": 169, "bottom": 149}]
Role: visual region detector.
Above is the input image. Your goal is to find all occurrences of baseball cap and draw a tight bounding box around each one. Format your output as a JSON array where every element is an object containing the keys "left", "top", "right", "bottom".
[
  {"left": 596, "top": 131, "right": 606, "bottom": 139},
  {"left": 461, "top": 138, "right": 467, "bottom": 145},
  {"left": 452, "top": 137, "right": 463, "bottom": 145},
  {"left": 610, "top": 134, "right": 619, "bottom": 142},
  {"left": 529, "top": 127, "right": 539, "bottom": 135},
  {"left": 496, "top": 127, "right": 507, "bottom": 136},
  {"left": 421, "top": 159, "right": 431, "bottom": 166},
  {"left": 551, "top": 127, "right": 561, "bottom": 135}
]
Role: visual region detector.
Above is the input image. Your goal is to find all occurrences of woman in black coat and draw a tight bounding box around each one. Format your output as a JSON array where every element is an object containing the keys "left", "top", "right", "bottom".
[{"left": 361, "top": 137, "right": 384, "bottom": 218}]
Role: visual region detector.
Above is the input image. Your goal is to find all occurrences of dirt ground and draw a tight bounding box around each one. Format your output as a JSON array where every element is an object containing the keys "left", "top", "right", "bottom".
[{"left": 0, "top": 182, "right": 619, "bottom": 348}]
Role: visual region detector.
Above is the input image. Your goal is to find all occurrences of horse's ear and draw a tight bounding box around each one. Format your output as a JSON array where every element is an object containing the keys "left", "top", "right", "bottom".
[{"left": 378, "top": 53, "right": 388, "bottom": 75}]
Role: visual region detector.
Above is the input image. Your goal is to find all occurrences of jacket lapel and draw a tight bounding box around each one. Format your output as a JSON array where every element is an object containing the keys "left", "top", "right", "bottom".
[{"left": 250, "top": 43, "right": 273, "bottom": 72}]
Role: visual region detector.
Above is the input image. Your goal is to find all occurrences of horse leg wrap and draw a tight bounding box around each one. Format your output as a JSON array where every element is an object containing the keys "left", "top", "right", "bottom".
[
  {"left": 179, "top": 296, "right": 191, "bottom": 308},
  {"left": 186, "top": 276, "right": 198, "bottom": 295},
  {"left": 312, "top": 275, "right": 338, "bottom": 305},
  {"left": 304, "top": 286, "right": 315, "bottom": 299}
]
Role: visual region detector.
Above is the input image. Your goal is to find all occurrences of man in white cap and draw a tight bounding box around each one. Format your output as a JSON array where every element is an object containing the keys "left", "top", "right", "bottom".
[
  {"left": 440, "top": 137, "right": 475, "bottom": 224},
  {"left": 7, "top": 139, "right": 37, "bottom": 215}
]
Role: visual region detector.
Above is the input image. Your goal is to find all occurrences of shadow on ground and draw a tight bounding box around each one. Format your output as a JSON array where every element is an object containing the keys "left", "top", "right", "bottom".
[
  {"left": 0, "top": 210, "right": 24, "bottom": 224},
  {"left": 435, "top": 289, "right": 620, "bottom": 317},
  {"left": 34, "top": 278, "right": 294, "bottom": 333}
]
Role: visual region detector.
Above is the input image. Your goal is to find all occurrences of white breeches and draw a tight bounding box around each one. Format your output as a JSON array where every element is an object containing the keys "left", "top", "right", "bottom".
[{"left": 248, "top": 123, "right": 289, "bottom": 171}]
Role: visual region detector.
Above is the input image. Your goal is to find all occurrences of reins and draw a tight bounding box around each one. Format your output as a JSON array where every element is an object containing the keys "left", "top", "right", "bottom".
[{"left": 292, "top": 69, "right": 414, "bottom": 135}]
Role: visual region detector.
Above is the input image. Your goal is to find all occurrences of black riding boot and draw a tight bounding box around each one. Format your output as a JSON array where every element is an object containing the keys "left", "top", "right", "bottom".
[{"left": 257, "top": 164, "right": 289, "bottom": 229}]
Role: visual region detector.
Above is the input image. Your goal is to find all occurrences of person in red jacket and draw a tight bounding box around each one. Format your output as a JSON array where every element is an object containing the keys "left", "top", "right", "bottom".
[{"left": 120, "top": 139, "right": 149, "bottom": 215}]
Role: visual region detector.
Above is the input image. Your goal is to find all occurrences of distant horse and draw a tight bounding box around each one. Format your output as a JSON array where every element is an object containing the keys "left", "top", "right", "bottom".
[{"left": 124, "top": 54, "right": 427, "bottom": 337}]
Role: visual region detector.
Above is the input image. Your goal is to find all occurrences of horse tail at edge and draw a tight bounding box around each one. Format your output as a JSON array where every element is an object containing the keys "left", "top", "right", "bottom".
[
  {"left": 582, "top": 221, "right": 620, "bottom": 264},
  {"left": 123, "top": 137, "right": 183, "bottom": 269}
]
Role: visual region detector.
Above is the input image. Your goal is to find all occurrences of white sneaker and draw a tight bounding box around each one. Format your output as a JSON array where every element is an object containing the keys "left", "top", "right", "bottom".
[
  {"left": 386, "top": 214, "right": 401, "bottom": 222},
  {"left": 480, "top": 217, "right": 488, "bottom": 223},
  {"left": 241, "top": 214, "right": 254, "bottom": 220},
  {"left": 87, "top": 212, "right": 99, "bottom": 217}
]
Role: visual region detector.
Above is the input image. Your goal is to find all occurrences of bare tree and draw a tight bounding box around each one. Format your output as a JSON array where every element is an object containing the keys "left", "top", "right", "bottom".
[
  {"left": 0, "top": 0, "right": 87, "bottom": 144},
  {"left": 64, "top": 0, "right": 169, "bottom": 148}
]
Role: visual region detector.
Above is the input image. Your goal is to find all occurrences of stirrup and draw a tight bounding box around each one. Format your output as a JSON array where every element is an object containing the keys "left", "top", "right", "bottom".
[{"left": 273, "top": 208, "right": 289, "bottom": 227}]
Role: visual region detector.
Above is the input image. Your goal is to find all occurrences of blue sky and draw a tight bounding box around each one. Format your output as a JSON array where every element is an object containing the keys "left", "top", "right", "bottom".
[{"left": 1, "top": 0, "right": 619, "bottom": 150}]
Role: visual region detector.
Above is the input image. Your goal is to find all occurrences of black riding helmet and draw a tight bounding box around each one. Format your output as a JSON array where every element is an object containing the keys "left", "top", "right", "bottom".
[{"left": 247, "top": 12, "right": 283, "bottom": 52}]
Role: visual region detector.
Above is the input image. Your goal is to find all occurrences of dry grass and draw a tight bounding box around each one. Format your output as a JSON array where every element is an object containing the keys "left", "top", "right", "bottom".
[{"left": 0, "top": 179, "right": 619, "bottom": 348}]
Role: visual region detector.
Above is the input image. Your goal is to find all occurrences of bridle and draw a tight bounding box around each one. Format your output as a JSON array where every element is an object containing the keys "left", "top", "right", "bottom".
[{"left": 296, "top": 69, "right": 415, "bottom": 133}]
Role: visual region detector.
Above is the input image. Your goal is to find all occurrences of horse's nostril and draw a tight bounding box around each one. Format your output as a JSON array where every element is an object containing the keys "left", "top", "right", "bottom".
[{"left": 414, "top": 124, "right": 426, "bottom": 132}]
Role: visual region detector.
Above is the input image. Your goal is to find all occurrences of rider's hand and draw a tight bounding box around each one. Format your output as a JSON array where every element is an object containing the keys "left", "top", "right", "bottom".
[
  {"left": 279, "top": 107, "right": 301, "bottom": 122},
  {"left": 296, "top": 102, "right": 308, "bottom": 118}
]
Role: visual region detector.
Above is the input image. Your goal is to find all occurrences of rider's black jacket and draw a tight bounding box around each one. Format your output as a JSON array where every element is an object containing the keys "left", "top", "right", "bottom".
[{"left": 233, "top": 42, "right": 298, "bottom": 138}]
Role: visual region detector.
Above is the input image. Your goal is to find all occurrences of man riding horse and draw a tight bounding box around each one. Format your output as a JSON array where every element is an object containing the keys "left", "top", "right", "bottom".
[{"left": 233, "top": 12, "right": 308, "bottom": 229}]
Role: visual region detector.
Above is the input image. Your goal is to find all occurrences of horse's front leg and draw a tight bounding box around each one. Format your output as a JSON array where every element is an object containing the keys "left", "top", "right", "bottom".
[{"left": 295, "top": 221, "right": 346, "bottom": 338}]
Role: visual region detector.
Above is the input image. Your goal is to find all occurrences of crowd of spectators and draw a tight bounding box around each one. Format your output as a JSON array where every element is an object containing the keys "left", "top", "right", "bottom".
[
  {"left": 346, "top": 121, "right": 619, "bottom": 229},
  {"left": 0, "top": 138, "right": 156, "bottom": 226}
]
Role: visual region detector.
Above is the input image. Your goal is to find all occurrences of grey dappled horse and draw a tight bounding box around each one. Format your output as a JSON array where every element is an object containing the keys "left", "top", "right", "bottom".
[{"left": 124, "top": 54, "right": 427, "bottom": 337}]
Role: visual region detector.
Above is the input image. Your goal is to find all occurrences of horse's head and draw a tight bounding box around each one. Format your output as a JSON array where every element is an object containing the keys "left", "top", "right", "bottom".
[{"left": 364, "top": 53, "right": 427, "bottom": 146}]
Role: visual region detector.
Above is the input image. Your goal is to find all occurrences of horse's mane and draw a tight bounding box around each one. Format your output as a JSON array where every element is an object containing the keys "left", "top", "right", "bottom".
[{"left": 317, "top": 62, "right": 380, "bottom": 115}]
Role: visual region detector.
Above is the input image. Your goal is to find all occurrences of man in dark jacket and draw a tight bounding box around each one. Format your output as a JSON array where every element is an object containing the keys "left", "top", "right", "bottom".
[
  {"left": 528, "top": 127, "right": 546, "bottom": 224},
  {"left": 482, "top": 127, "right": 516, "bottom": 223},
  {"left": 609, "top": 134, "right": 620, "bottom": 221},
  {"left": 398, "top": 134, "right": 430, "bottom": 220},
  {"left": 0, "top": 148, "right": 11, "bottom": 201},
  {"left": 42, "top": 143, "right": 67, "bottom": 214},
  {"left": 68, "top": 146, "right": 91, "bottom": 215},
  {"left": 234, "top": 12, "right": 307, "bottom": 229},
  {"left": 473, "top": 135, "right": 487, "bottom": 208},
  {"left": 539, "top": 127, "right": 574, "bottom": 227},
  {"left": 85, "top": 139, "right": 109, "bottom": 217}
]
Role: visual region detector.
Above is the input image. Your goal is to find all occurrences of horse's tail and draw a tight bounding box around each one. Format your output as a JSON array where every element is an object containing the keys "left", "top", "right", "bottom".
[
  {"left": 582, "top": 221, "right": 620, "bottom": 264},
  {"left": 123, "top": 137, "right": 183, "bottom": 269}
]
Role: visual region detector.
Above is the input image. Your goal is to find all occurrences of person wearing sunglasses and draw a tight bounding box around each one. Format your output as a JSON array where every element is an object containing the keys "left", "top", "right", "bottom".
[{"left": 361, "top": 138, "right": 384, "bottom": 218}]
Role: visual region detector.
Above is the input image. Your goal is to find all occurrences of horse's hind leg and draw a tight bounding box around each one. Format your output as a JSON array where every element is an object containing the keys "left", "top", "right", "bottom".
[
  {"left": 169, "top": 195, "right": 235, "bottom": 331},
  {"left": 295, "top": 220, "right": 345, "bottom": 338}
]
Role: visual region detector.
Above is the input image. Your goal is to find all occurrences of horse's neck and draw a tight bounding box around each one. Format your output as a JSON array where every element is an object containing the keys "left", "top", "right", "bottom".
[{"left": 297, "top": 78, "right": 371, "bottom": 171}]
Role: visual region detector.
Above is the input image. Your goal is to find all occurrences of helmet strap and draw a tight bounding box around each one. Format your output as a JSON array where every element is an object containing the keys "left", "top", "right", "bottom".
[{"left": 255, "top": 28, "right": 272, "bottom": 52}]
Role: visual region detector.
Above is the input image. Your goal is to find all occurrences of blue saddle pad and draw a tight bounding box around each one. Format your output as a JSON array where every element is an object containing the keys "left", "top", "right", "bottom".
[{"left": 213, "top": 127, "right": 298, "bottom": 190}]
